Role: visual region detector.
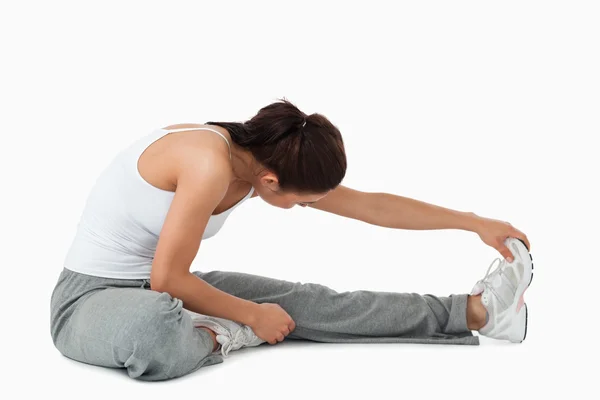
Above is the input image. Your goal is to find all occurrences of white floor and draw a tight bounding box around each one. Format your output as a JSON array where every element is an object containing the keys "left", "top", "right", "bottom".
[{"left": 34, "top": 327, "right": 589, "bottom": 398}]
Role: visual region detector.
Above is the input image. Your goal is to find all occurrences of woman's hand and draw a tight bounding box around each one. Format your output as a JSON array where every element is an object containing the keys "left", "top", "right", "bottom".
[
  {"left": 474, "top": 215, "right": 531, "bottom": 262},
  {"left": 248, "top": 303, "right": 296, "bottom": 345}
]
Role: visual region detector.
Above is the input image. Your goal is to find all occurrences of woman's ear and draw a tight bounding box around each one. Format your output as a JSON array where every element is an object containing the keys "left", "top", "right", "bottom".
[{"left": 260, "top": 172, "right": 280, "bottom": 192}]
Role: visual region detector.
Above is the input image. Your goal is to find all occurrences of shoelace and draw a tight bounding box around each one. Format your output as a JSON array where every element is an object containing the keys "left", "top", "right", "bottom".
[
  {"left": 219, "top": 326, "right": 252, "bottom": 357},
  {"left": 475, "top": 257, "right": 511, "bottom": 307},
  {"left": 482, "top": 257, "right": 506, "bottom": 283}
]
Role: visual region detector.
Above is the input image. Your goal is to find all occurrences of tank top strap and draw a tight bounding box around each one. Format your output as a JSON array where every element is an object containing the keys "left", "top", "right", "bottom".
[{"left": 161, "top": 127, "right": 231, "bottom": 159}]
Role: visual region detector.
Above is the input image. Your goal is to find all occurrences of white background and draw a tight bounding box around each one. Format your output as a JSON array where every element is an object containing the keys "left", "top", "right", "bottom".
[{"left": 2, "top": 0, "right": 598, "bottom": 398}]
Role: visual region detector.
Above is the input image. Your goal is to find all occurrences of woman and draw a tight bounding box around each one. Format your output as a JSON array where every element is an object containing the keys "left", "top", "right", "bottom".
[{"left": 51, "top": 99, "right": 533, "bottom": 381}]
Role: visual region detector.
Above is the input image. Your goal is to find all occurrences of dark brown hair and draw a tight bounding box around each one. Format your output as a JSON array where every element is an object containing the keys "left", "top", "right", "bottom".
[{"left": 207, "top": 99, "right": 346, "bottom": 194}]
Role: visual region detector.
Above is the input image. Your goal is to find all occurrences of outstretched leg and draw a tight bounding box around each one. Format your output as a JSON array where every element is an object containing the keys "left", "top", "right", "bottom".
[{"left": 193, "top": 270, "right": 479, "bottom": 345}]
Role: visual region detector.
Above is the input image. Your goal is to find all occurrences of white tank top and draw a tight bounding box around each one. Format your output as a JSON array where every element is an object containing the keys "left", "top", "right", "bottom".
[{"left": 63, "top": 126, "right": 254, "bottom": 279}]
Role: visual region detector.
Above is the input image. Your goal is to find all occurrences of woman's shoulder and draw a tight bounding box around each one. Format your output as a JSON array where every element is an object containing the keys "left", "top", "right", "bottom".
[{"left": 153, "top": 123, "right": 234, "bottom": 186}]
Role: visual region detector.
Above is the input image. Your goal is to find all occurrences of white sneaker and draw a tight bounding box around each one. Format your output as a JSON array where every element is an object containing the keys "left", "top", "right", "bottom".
[
  {"left": 186, "top": 311, "right": 265, "bottom": 357},
  {"left": 471, "top": 238, "right": 534, "bottom": 343}
]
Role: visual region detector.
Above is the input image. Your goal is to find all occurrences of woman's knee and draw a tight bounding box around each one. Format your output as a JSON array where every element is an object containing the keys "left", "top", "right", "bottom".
[{"left": 124, "top": 292, "right": 215, "bottom": 379}]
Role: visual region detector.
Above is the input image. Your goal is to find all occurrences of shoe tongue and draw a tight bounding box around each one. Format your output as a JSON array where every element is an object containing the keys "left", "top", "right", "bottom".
[{"left": 492, "top": 274, "right": 503, "bottom": 288}]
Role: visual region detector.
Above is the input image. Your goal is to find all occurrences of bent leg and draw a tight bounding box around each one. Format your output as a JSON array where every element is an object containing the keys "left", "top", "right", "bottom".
[
  {"left": 51, "top": 269, "right": 222, "bottom": 381},
  {"left": 194, "top": 270, "right": 478, "bottom": 345}
]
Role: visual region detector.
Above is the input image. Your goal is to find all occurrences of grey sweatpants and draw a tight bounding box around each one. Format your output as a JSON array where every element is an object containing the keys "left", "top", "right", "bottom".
[{"left": 50, "top": 268, "right": 478, "bottom": 381}]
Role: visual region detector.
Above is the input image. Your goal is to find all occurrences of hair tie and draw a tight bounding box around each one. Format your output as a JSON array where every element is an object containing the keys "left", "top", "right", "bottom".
[{"left": 301, "top": 119, "right": 307, "bottom": 128}]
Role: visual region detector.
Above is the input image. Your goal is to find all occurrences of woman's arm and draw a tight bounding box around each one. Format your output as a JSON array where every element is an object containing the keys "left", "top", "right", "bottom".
[
  {"left": 308, "top": 185, "right": 476, "bottom": 230},
  {"left": 150, "top": 147, "right": 259, "bottom": 325},
  {"left": 309, "top": 185, "right": 530, "bottom": 260}
]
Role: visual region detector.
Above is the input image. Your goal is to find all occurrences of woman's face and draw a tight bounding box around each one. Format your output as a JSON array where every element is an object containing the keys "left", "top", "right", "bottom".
[{"left": 254, "top": 173, "right": 329, "bottom": 209}]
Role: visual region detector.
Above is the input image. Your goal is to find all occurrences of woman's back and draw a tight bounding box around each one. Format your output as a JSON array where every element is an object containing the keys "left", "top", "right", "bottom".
[{"left": 62, "top": 126, "right": 254, "bottom": 280}]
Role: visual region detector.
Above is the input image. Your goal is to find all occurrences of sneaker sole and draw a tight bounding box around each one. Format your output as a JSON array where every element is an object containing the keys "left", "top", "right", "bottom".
[
  {"left": 514, "top": 238, "right": 533, "bottom": 343},
  {"left": 523, "top": 304, "right": 528, "bottom": 341},
  {"left": 516, "top": 237, "right": 534, "bottom": 285}
]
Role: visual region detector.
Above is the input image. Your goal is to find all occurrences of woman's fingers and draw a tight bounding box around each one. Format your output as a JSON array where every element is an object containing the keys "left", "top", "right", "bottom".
[
  {"left": 497, "top": 240, "right": 514, "bottom": 263},
  {"left": 512, "top": 229, "right": 531, "bottom": 250}
]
